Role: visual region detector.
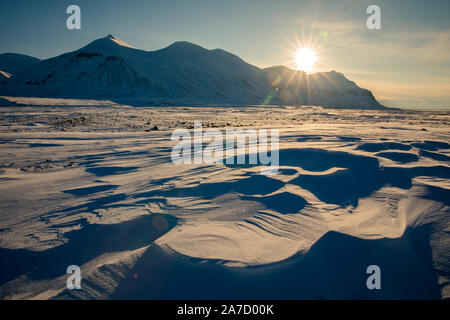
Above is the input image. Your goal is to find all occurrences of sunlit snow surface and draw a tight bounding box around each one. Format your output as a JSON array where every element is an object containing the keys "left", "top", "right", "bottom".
[{"left": 0, "top": 100, "right": 449, "bottom": 299}]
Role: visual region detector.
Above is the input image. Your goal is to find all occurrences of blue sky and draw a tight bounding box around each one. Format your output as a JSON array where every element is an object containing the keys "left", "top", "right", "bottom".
[{"left": 0, "top": 0, "right": 449, "bottom": 109}]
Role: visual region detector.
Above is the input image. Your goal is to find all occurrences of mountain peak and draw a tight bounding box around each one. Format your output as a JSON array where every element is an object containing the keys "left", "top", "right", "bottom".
[
  {"left": 79, "top": 34, "right": 136, "bottom": 53},
  {"left": 103, "top": 34, "right": 135, "bottom": 48},
  {"left": 0, "top": 53, "right": 40, "bottom": 75},
  {"left": 165, "top": 41, "right": 206, "bottom": 51}
]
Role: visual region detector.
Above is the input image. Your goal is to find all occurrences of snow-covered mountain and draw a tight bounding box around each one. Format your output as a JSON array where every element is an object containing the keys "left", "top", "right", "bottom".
[
  {"left": 0, "top": 53, "right": 41, "bottom": 76},
  {"left": 263, "top": 66, "right": 385, "bottom": 109},
  {"left": 0, "top": 35, "right": 386, "bottom": 109}
]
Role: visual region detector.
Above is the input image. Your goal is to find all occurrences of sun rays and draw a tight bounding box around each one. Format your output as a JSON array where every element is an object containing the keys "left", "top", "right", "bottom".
[{"left": 295, "top": 48, "right": 317, "bottom": 72}]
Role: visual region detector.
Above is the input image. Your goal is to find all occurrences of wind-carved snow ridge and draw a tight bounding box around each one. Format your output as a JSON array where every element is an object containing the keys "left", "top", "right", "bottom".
[
  {"left": 0, "top": 111, "right": 448, "bottom": 299},
  {"left": 0, "top": 35, "right": 386, "bottom": 109}
]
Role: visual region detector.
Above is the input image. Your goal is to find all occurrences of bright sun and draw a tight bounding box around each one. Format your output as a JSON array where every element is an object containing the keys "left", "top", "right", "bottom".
[{"left": 295, "top": 48, "right": 317, "bottom": 72}]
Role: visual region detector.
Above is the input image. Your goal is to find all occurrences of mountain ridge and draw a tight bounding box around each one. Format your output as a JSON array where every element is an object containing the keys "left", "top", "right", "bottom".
[
  {"left": 0, "top": 53, "right": 41, "bottom": 79},
  {"left": 0, "top": 35, "right": 387, "bottom": 109}
]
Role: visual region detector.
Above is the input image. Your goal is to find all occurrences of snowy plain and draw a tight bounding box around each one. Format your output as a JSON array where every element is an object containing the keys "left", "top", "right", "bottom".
[{"left": 0, "top": 97, "right": 449, "bottom": 299}]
